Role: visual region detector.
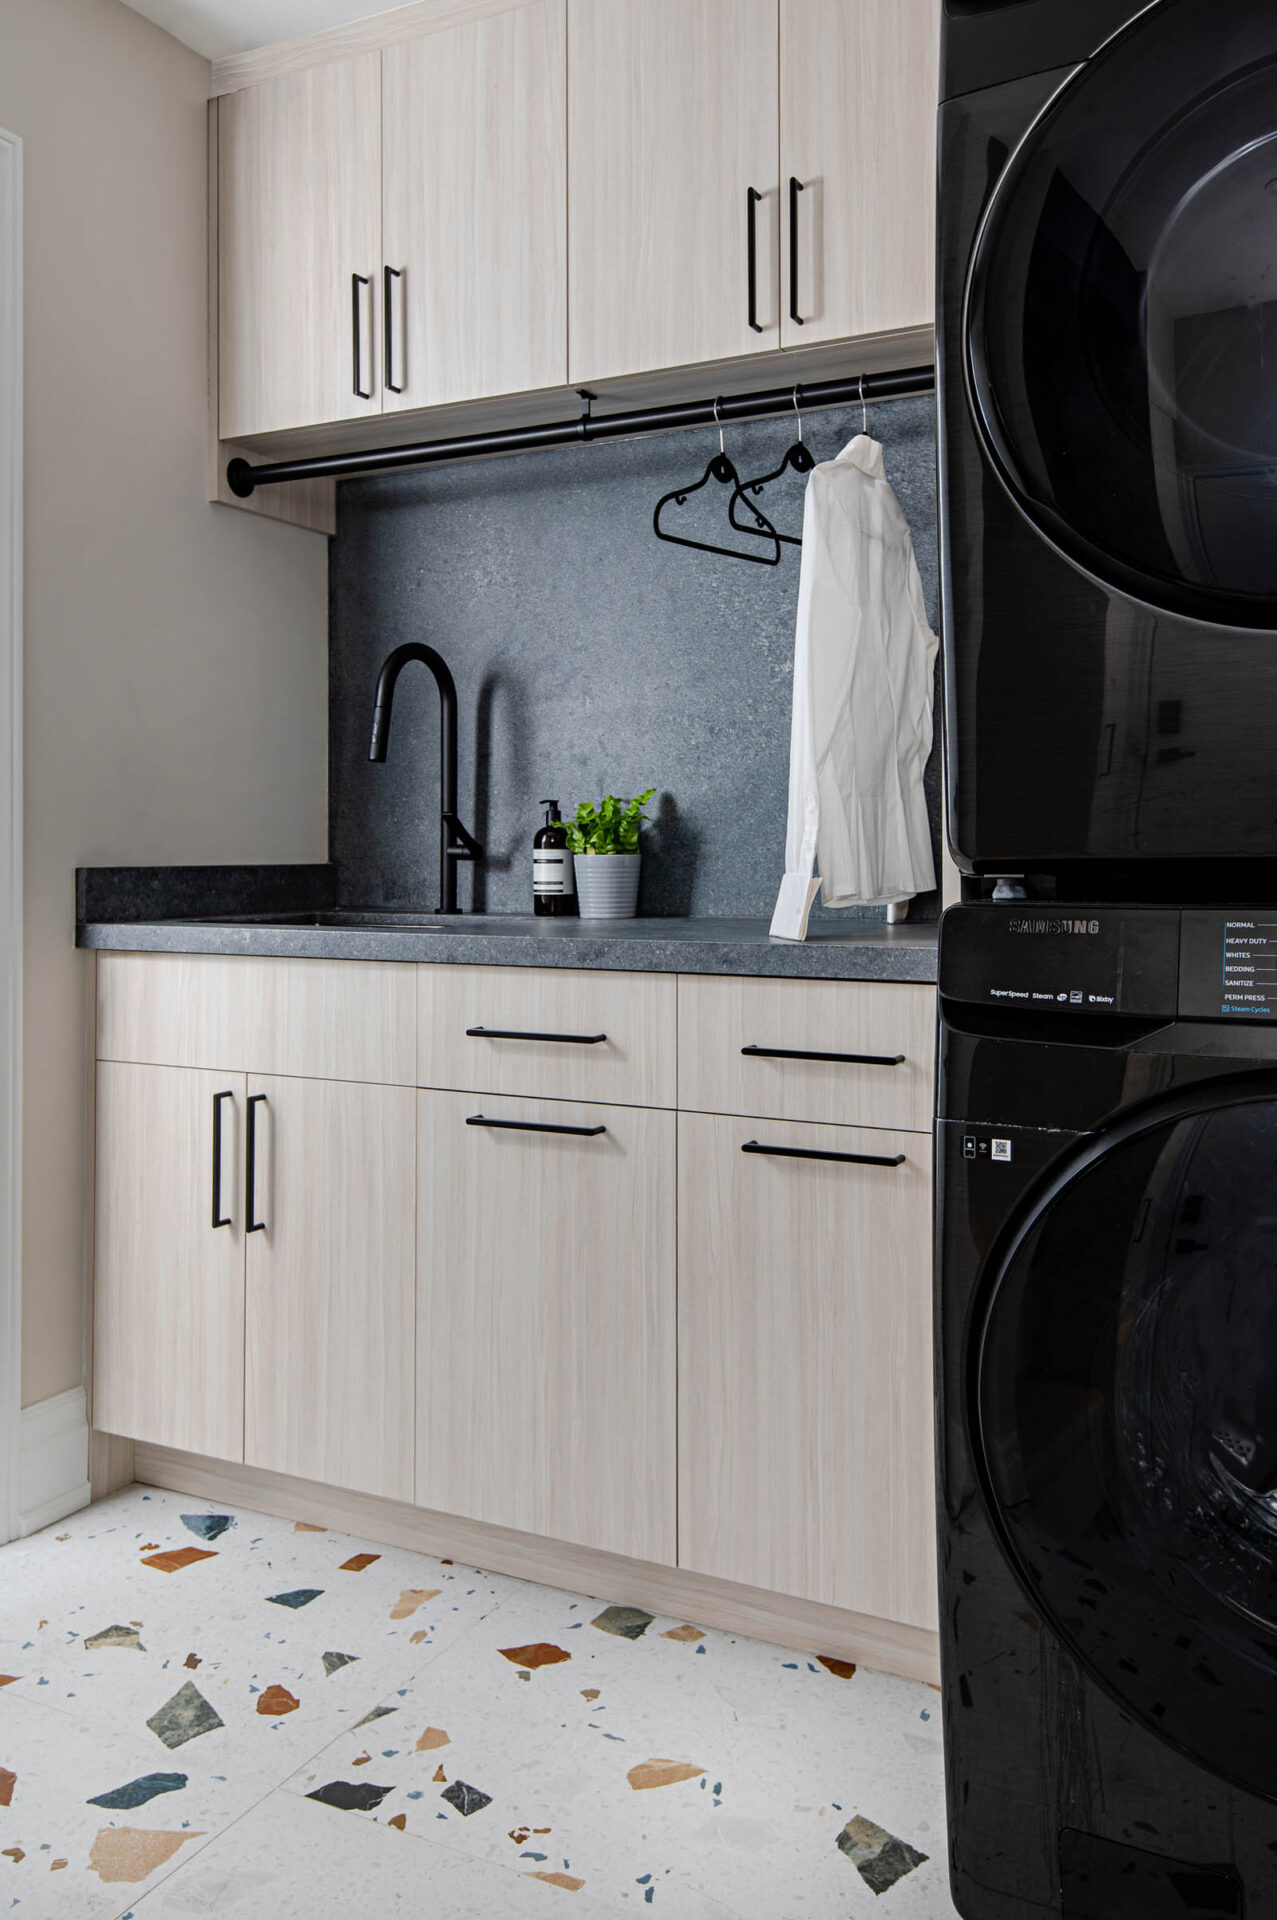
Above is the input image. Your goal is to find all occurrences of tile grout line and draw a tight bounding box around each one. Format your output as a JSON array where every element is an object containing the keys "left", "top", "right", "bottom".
[{"left": 109, "top": 1782, "right": 285, "bottom": 1920}]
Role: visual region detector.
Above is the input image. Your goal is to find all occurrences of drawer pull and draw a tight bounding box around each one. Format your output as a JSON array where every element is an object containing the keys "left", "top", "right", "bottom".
[
  {"left": 245, "top": 1093, "right": 268, "bottom": 1233},
  {"left": 742, "top": 1139, "right": 906, "bottom": 1169},
  {"left": 467, "top": 1026, "right": 607, "bottom": 1046},
  {"left": 467, "top": 1113, "right": 607, "bottom": 1139},
  {"left": 741, "top": 1044, "right": 906, "bottom": 1067},
  {"left": 211, "top": 1090, "right": 234, "bottom": 1231}
]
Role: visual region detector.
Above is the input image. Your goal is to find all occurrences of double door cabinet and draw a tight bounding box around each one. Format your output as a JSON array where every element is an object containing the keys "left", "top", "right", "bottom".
[
  {"left": 216, "top": 0, "right": 939, "bottom": 440},
  {"left": 93, "top": 953, "right": 936, "bottom": 1635}
]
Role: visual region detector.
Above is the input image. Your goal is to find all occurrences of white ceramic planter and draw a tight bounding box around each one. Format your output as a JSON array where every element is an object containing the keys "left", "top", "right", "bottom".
[{"left": 574, "top": 852, "right": 641, "bottom": 919}]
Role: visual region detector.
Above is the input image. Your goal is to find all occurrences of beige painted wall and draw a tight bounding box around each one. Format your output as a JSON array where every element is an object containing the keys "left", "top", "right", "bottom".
[{"left": 0, "top": 0, "right": 329, "bottom": 1406}]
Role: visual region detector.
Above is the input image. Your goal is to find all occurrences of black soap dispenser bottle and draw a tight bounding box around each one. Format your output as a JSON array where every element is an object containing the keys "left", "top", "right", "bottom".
[{"left": 533, "top": 800, "right": 576, "bottom": 917}]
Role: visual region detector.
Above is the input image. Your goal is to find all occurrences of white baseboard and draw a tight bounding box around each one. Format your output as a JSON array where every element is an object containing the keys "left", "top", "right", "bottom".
[{"left": 20, "top": 1387, "right": 90, "bottom": 1536}]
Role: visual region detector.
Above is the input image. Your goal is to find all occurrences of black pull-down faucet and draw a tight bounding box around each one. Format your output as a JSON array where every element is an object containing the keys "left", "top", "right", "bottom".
[{"left": 369, "top": 642, "right": 484, "bottom": 914}]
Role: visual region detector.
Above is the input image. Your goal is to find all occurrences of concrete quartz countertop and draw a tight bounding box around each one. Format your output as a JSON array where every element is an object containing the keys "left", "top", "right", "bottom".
[
  {"left": 75, "top": 864, "right": 938, "bottom": 981},
  {"left": 77, "top": 912, "right": 938, "bottom": 982},
  {"left": 76, "top": 870, "right": 938, "bottom": 982}
]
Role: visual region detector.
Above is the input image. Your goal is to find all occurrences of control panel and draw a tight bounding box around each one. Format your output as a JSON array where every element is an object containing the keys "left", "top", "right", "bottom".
[
  {"left": 943, "top": 907, "right": 1277, "bottom": 1025},
  {"left": 1180, "top": 913, "right": 1277, "bottom": 1021},
  {"left": 939, "top": 907, "right": 1180, "bottom": 1016}
]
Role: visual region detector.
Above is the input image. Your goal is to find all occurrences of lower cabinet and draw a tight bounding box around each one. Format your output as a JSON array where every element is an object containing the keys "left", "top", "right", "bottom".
[
  {"left": 677, "top": 1110, "right": 937, "bottom": 1629},
  {"left": 416, "top": 1091, "right": 677, "bottom": 1565},
  {"left": 95, "top": 1061, "right": 416, "bottom": 1501},
  {"left": 94, "top": 1062, "right": 247, "bottom": 1461},
  {"left": 244, "top": 1075, "right": 416, "bottom": 1502},
  {"left": 92, "top": 956, "right": 937, "bottom": 1650}
]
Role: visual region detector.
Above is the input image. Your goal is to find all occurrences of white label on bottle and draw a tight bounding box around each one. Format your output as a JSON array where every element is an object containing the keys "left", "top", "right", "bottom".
[{"left": 534, "top": 851, "right": 573, "bottom": 896}]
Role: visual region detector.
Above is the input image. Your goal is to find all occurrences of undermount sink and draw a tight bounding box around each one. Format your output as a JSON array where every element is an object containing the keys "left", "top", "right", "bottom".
[{"left": 189, "top": 910, "right": 511, "bottom": 932}]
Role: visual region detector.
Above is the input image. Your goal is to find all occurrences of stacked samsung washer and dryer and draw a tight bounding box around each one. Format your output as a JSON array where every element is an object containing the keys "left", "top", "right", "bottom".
[{"left": 936, "top": 2, "right": 1277, "bottom": 1914}]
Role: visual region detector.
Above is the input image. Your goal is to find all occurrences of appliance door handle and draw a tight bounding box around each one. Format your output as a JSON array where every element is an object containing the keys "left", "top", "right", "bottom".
[
  {"left": 467, "top": 1114, "right": 607, "bottom": 1138},
  {"left": 466, "top": 1026, "right": 607, "bottom": 1046},
  {"left": 741, "top": 1044, "right": 906, "bottom": 1067},
  {"left": 383, "top": 265, "right": 404, "bottom": 393},
  {"left": 788, "top": 176, "right": 805, "bottom": 325},
  {"left": 742, "top": 1139, "right": 906, "bottom": 1169},
  {"left": 211, "top": 1091, "right": 234, "bottom": 1230},
  {"left": 245, "top": 1093, "right": 268, "bottom": 1233},
  {"left": 352, "top": 272, "right": 373, "bottom": 398},
  {"left": 746, "top": 187, "right": 764, "bottom": 333}
]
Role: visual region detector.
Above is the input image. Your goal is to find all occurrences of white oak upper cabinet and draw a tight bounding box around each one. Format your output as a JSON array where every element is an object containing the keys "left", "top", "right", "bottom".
[
  {"left": 417, "top": 1091, "right": 677, "bottom": 1564},
  {"left": 780, "top": 0, "right": 938, "bottom": 347},
  {"left": 678, "top": 1111, "right": 938, "bottom": 1630},
  {"left": 382, "top": 2, "right": 568, "bottom": 411},
  {"left": 218, "top": 52, "right": 382, "bottom": 439},
  {"left": 567, "top": 0, "right": 781, "bottom": 384},
  {"left": 244, "top": 1075, "right": 416, "bottom": 1503},
  {"left": 94, "top": 1063, "right": 247, "bottom": 1462}
]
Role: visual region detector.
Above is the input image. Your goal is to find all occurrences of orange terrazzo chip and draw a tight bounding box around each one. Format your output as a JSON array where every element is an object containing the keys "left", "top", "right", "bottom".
[{"left": 141, "top": 1548, "right": 217, "bottom": 1574}]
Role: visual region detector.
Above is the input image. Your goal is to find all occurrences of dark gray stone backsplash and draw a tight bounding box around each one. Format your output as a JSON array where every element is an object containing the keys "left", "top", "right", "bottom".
[{"left": 329, "top": 396, "right": 941, "bottom": 922}]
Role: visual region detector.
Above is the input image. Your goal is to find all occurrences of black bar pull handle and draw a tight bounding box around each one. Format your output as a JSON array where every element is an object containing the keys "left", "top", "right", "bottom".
[
  {"left": 466, "top": 1026, "right": 607, "bottom": 1046},
  {"left": 212, "top": 1091, "right": 234, "bottom": 1230},
  {"left": 742, "top": 1140, "right": 906, "bottom": 1169},
  {"left": 788, "top": 177, "right": 805, "bottom": 325},
  {"left": 741, "top": 1044, "right": 906, "bottom": 1067},
  {"left": 352, "top": 273, "right": 372, "bottom": 398},
  {"left": 467, "top": 1114, "right": 607, "bottom": 1138},
  {"left": 746, "top": 187, "right": 763, "bottom": 333},
  {"left": 245, "top": 1093, "right": 268, "bottom": 1233},
  {"left": 384, "top": 265, "right": 404, "bottom": 393}
]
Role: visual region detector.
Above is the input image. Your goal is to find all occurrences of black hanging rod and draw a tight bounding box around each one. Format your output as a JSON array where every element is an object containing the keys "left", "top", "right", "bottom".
[{"left": 225, "top": 365, "right": 935, "bottom": 497}]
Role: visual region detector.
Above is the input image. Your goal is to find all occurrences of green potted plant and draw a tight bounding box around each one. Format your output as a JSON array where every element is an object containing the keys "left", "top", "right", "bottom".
[{"left": 560, "top": 790, "right": 656, "bottom": 919}]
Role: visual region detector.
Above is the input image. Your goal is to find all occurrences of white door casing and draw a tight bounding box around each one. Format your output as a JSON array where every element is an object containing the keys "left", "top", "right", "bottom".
[{"left": 0, "top": 128, "right": 23, "bottom": 1548}]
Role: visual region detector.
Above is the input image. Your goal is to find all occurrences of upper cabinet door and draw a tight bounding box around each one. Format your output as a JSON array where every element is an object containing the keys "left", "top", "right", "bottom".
[
  {"left": 568, "top": 0, "right": 780, "bottom": 385},
  {"left": 382, "top": 3, "right": 568, "bottom": 411},
  {"left": 218, "top": 53, "right": 382, "bottom": 440},
  {"left": 780, "top": 0, "right": 937, "bottom": 348}
]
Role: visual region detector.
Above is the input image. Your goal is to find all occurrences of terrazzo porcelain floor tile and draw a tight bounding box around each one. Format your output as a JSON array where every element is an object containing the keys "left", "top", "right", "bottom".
[
  {"left": 0, "top": 1686, "right": 236, "bottom": 1918},
  {"left": 1, "top": 1489, "right": 959, "bottom": 1917},
  {"left": 120, "top": 1788, "right": 623, "bottom": 1918},
  {"left": 0, "top": 1487, "right": 520, "bottom": 1774},
  {"left": 281, "top": 1579, "right": 954, "bottom": 1916}
]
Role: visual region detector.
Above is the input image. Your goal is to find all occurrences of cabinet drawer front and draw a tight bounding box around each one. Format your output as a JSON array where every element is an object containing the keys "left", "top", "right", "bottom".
[
  {"left": 418, "top": 964, "right": 676, "bottom": 1107},
  {"left": 417, "top": 1091, "right": 676, "bottom": 1563},
  {"left": 678, "top": 1111, "right": 936, "bottom": 1627},
  {"left": 98, "top": 953, "right": 416, "bottom": 1086},
  {"left": 678, "top": 975, "right": 934, "bottom": 1130}
]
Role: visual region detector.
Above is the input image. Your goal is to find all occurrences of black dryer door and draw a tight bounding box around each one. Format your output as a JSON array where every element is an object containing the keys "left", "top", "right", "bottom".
[
  {"left": 967, "top": 0, "right": 1277, "bottom": 629},
  {"left": 975, "top": 1080, "right": 1277, "bottom": 1797}
]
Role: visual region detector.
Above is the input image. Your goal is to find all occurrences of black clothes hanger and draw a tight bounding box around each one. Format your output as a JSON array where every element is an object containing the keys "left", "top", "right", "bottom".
[
  {"left": 653, "top": 399, "right": 782, "bottom": 565},
  {"left": 729, "top": 386, "right": 816, "bottom": 549}
]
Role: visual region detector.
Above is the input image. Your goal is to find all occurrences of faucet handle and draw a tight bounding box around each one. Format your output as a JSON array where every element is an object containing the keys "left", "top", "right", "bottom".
[{"left": 443, "top": 813, "right": 484, "bottom": 862}]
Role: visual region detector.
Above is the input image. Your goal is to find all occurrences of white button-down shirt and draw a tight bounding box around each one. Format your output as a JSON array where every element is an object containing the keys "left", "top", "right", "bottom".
[{"left": 770, "top": 434, "right": 938, "bottom": 940}]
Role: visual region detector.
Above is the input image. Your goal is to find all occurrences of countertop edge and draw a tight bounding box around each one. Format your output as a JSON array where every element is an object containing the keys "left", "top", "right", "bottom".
[{"left": 77, "top": 920, "right": 940, "bottom": 985}]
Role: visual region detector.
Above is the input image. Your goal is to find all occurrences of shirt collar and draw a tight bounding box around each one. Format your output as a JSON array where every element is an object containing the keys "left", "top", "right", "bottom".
[{"left": 834, "top": 433, "right": 885, "bottom": 478}]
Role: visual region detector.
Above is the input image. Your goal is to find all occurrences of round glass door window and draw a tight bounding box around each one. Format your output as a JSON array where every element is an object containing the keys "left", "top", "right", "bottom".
[
  {"left": 975, "top": 1083, "right": 1277, "bottom": 1798},
  {"left": 967, "top": 0, "right": 1277, "bottom": 627}
]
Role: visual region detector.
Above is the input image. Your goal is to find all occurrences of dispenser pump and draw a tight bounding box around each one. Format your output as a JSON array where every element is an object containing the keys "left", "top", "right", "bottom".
[{"left": 533, "top": 799, "right": 576, "bottom": 917}]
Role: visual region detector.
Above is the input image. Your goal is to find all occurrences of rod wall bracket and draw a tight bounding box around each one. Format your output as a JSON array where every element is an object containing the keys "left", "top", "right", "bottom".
[{"left": 226, "top": 457, "right": 256, "bottom": 499}]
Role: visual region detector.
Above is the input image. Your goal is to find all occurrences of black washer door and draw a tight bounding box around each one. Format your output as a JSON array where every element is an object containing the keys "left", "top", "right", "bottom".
[
  {"left": 967, "top": 0, "right": 1277, "bottom": 628},
  {"left": 975, "top": 1083, "right": 1277, "bottom": 1797}
]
